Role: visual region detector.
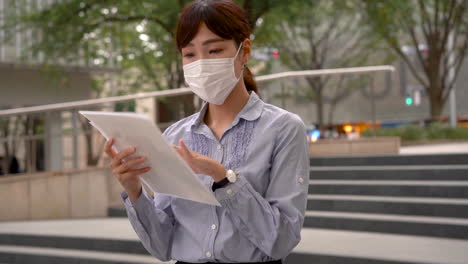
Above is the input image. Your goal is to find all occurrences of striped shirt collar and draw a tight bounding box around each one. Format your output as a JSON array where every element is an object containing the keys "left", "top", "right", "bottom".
[{"left": 191, "top": 91, "right": 264, "bottom": 132}]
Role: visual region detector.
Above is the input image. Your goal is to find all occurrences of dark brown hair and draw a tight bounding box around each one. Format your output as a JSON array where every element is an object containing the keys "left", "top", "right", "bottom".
[{"left": 175, "top": 0, "right": 258, "bottom": 94}]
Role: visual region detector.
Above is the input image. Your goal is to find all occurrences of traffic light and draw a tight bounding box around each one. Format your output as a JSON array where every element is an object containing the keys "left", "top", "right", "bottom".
[
  {"left": 272, "top": 50, "right": 280, "bottom": 58},
  {"left": 405, "top": 97, "right": 413, "bottom": 106}
]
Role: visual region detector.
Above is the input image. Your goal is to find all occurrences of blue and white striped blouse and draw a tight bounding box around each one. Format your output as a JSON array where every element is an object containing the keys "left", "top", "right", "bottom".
[{"left": 121, "top": 91, "right": 310, "bottom": 263}]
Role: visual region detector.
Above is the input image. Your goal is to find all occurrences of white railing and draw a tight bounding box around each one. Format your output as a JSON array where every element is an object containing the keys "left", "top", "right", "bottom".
[{"left": 0, "top": 65, "right": 395, "bottom": 175}]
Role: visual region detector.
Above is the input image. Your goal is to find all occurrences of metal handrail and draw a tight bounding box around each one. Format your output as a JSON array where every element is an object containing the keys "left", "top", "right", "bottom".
[
  {"left": 0, "top": 88, "right": 192, "bottom": 118},
  {"left": 255, "top": 65, "right": 395, "bottom": 82},
  {"left": 0, "top": 65, "right": 395, "bottom": 118}
]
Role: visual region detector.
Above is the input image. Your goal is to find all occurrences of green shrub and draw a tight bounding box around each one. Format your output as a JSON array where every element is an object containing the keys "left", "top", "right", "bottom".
[
  {"left": 362, "top": 123, "right": 468, "bottom": 142},
  {"left": 400, "top": 125, "right": 425, "bottom": 141}
]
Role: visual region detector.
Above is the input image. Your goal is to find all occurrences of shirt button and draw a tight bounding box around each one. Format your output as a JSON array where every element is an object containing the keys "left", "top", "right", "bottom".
[
  {"left": 226, "top": 189, "right": 233, "bottom": 195},
  {"left": 129, "top": 207, "right": 136, "bottom": 214},
  {"left": 206, "top": 251, "right": 212, "bottom": 258},
  {"left": 211, "top": 224, "right": 217, "bottom": 230},
  {"left": 298, "top": 177, "right": 304, "bottom": 183},
  {"left": 217, "top": 144, "right": 222, "bottom": 150}
]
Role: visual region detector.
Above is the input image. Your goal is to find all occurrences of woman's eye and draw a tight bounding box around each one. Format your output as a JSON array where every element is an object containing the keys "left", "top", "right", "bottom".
[
  {"left": 209, "top": 49, "right": 223, "bottom": 54},
  {"left": 183, "top": 53, "right": 194, "bottom": 58}
]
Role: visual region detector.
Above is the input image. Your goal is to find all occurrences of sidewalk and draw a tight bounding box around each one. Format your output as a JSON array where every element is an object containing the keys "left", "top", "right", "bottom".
[{"left": 400, "top": 142, "right": 468, "bottom": 155}]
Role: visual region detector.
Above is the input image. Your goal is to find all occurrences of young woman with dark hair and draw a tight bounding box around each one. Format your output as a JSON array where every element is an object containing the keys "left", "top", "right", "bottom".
[{"left": 104, "top": 1, "right": 309, "bottom": 263}]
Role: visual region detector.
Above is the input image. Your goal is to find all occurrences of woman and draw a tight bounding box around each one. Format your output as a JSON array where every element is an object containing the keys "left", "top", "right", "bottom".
[{"left": 104, "top": 0, "right": 309, "bottom": 263}]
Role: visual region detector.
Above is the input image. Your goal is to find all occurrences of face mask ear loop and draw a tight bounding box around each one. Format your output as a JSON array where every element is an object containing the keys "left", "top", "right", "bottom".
[
  {"left": 233, "top": 42, "right": 243, "bottom": 61},
  {"left": 230, "top": 42, "right": 243, "bottom": 81},
  {"left": 234, "top": 62, "right": 245, "bottom": 84}
]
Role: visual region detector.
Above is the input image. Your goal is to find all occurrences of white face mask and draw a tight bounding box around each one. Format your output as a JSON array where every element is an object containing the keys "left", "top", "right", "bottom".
[{"left": 183, "top": 43, "right": 243, "bottom": 105}]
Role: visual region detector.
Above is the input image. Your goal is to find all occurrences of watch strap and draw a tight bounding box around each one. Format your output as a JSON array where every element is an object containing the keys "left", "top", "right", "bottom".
[{"left": 212, "top": 177, "right": 230, "bottom": 192}]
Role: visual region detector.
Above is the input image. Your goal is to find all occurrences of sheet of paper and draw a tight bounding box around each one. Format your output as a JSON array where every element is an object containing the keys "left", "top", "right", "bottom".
[{"left": 79, "top": 111, "right": 221, "bottom": 207}]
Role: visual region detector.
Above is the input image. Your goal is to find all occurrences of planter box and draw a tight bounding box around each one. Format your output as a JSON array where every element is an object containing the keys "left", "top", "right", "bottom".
[
  {"left": 309, "top": 137, "right": 400, "bottom": 157},
  {"left": 0, "top": 168, "right": 112, "bottom": 221},
  {"left": 0, "top": 166, "right": 154, "bottom": 222}
]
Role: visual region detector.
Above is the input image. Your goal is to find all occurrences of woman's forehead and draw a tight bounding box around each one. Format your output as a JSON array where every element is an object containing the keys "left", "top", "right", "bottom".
[{"left": 185, "top": 23, "right": 233, "bottom": 47}]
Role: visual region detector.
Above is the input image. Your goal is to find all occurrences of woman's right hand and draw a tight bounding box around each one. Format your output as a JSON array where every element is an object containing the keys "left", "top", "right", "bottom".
[{"left": 104, "top": 138, "right": 151, "bottom": 203}]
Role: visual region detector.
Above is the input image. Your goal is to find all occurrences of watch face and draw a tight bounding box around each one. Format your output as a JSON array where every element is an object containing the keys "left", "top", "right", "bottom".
[{"left": 227, "top": 170, "right": 237, "bottom": 183}]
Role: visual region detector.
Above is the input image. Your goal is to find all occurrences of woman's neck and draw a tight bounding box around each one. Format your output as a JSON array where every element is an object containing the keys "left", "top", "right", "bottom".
[{"left": 204, "top": 82, "right": 250, "bottom": 137}]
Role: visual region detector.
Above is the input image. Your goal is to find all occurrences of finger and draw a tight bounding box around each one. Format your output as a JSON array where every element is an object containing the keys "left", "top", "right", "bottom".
[
  {"left": 172, "top": 145, "right": 183, "bottom": 155},
  {"left": 115, "top": 146, "right": 137, "bottom": 162},
  {"left": 109, "top": 157, "right": 121, "bottom": 169},
  {"left": 113, "top": 156, "right": 146, "bottom": 174},
  {"left": 179, "top": 140, "right": 192, "bottom": 157},
  {"left": 110, "top": 146, "right": 136, "bottom": 168},
  {"left": 104, "top": 138, "right": 117, "bottom": 158},
  {"left": 121, "top": 167, "right": 151, "bottom": 179}
]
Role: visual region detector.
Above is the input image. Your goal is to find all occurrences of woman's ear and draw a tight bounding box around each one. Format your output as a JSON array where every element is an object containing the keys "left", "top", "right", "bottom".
[{"left": 241, "top": 39, "right": 252, "bottom": 65}]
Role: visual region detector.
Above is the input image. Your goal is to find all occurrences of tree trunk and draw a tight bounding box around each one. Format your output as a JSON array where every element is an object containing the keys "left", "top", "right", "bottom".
[
  {"left": 427, "top": 63, "right": 444, "bottom": 121},
  {"left": 429, "top": 87, "right": 444, "bottom": 121},
  {"left": 316, "top": 88, "right": 324, "bottom": 128},
  {"left": 1, "top": 119, "right": 11, "bottom": 175},
  {"left": 1, "top": 142, "right": 9, "bottom": 175},
  {"left": 425, "top": 40, "right": 445, "bottom": 121},
  {"left": 328, "top": 100, "right": 337, "bottom": 127},
  {"left": 80, "top": 120, "right": 97, "bottom": 166}
]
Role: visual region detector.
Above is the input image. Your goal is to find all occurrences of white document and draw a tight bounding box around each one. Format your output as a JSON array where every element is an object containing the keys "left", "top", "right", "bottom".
[{"left": 79, "top": 111, "right": 221, "bottom": 207}]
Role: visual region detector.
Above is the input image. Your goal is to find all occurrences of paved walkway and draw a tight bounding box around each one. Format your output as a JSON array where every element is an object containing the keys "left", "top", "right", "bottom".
[
  {"left": 400, "top": 142, "right": 468, "bottom": 155},
  {"left": 1, "top": 218, "right": 468, "bottom": 264}
]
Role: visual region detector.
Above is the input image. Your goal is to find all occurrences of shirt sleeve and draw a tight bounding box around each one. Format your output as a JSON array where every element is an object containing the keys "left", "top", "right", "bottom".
[
  {"left": 122, "top": 187, "right": 175, "bottom": 261},
  {"left": 121, "top": 127, "right": 179, "bottom": 261},
  {"left": 213, "top": 113, "right": 309, "bottom": 260}
]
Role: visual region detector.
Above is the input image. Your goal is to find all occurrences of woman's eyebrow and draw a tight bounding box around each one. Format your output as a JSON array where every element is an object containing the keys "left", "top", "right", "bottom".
[
  {"left": 202, "top": 37, "right": 225, "bottom": 46},
  {"left": 186, "top": 37, "right": 225, "bottom": 47}
]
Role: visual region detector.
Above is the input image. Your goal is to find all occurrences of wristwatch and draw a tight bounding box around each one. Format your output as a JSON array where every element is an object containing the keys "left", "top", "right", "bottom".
[{"left": 212, "top": 169, "right": 237, "bottom": 192}]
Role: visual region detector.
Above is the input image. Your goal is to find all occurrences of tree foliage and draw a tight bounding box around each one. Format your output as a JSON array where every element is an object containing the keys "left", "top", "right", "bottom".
[
  {"left": 360, "top": 0, "right": 468, "bottom": 119},
  {"left": 255, "top": 0, "right": 387, "bottom": 126},
  {"left": 2, "top": 0, "right": 290, "bottom": 93}
]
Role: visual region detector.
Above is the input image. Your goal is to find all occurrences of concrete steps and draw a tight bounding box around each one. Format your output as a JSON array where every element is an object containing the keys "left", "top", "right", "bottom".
[
  {"left": 0, "top": 219, "right": 169, "bottom": 264},
  {"left": 107, "top": 161, "right": 468, "bottom": 239},
  {"left": 310, "top": 165, "right": 468, "bottom": 180},
  {"left": 0, "top": 233, "right": 147, "bottom": 255},
  {"left": 304, "top": 211, "right": 468, "bottom": 239},
  {"left": 108, "top": 207, "right": 128, "bottom": 218},
  {"left": 307, "top": 195, "right": 468, "bottom": 218},
  {"left": 291, "top": 228, "right": 468, "bottom": 264},
  {"left": 310, "top": 153, "right": 468, "bottom": 166},
  {"left": 305, "top": 154, "right": 468, "bottom": 239},
  {"left": 0, "top": 245, "right": 164, "bottom": 264},
  {"left": 308, "top": 180, "right": 468, "bottom": 198},
  {"left": 1, "top": 220, "right": 468, "bottom": 264}
]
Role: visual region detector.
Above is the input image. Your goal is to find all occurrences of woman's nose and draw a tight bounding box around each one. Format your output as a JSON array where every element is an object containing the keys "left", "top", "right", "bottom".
[{"left": 198, "top": 53, "right": 209, "bottom": 60}]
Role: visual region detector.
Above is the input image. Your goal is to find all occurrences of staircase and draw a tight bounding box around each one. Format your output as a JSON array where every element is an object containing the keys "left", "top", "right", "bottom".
[
  {"left": 1, "top": 153, "right": 468, "bottom": 263},
  {"left": 304, "top": 153, "right": 468, "bottom": 240}
]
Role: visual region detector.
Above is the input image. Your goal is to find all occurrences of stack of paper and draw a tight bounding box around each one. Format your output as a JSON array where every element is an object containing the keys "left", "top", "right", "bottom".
[{"left": 79, "top": 111, "right": 221, "bottom": 206}]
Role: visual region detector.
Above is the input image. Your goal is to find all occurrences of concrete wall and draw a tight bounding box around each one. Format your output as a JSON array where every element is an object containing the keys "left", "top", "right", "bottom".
[
  {"left": 0, "top": 167, "right": 123, "bottom": 222},
  {"left": 0, "top": 65, "right": 92, "bottom": 108},
  {"left": 309, "top": 137, "right": 401, "bottom": 157}
]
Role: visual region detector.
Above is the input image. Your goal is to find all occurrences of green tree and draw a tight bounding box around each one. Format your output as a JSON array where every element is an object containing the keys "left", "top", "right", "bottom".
[
  {"left": 255, "top": 0, "right": 384, "bottom": 127},
  {"left": 1, "top": 0, "right": 294, "bottom": 167},
  {"left": 360, "top": 0, "right": 468, "bottom": 120},
  {"left": 2, "top": 0, "right": 289, "bottom": 92}
]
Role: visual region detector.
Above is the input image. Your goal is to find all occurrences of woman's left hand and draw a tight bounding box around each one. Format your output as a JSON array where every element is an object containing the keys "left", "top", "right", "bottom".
[{"left": 173, "top": 139, "right": 226, "bottom": 182}]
